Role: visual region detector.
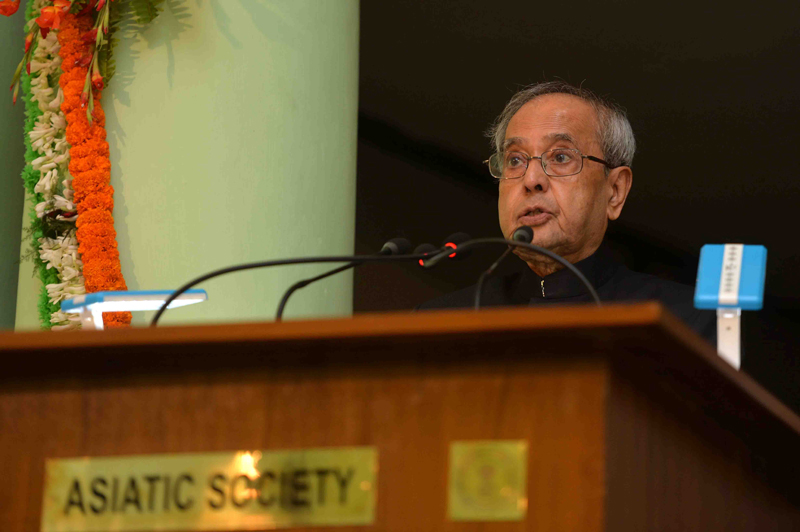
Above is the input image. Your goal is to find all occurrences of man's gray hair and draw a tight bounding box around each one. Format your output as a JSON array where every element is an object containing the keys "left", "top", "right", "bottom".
[{"left": 487, "top": 81, "right": 636, "bottom": 169}]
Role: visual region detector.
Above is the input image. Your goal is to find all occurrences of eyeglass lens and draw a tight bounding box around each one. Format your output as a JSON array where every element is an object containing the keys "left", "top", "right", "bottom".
[{"left": 490, "top": 149, "right": 583, "bottom": 178}]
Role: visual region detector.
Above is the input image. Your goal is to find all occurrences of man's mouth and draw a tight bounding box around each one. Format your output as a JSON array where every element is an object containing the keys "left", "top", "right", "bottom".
[{"left": 518, "top": 208, "right": 552, "bottom": 226}]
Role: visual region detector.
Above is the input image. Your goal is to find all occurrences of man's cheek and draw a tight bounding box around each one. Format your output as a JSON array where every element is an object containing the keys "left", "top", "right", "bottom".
[{"left": 498, "top": 194, "right": 513, "bottom": 232}]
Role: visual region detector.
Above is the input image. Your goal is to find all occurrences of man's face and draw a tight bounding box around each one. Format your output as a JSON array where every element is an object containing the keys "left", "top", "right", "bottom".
[{"left": 497, "top": 94, "right": 626, "bottom": 265}]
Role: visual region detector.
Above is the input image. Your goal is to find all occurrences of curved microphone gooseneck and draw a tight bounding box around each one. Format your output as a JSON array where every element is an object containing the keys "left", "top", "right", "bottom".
[
  {"left": 425, "top": 237, "right": 601, "bottom": 306},
  {"left": 474, "top": 227, "right": 533, "bottom": 310},
  {"left": 275, "top": 238, "right": 412, "bottom": 321},
  {"left": 150, "top": 250, "right": 429, "bottom": 327},
  {"left": 275, "top": 262, "right": 360, "bottom": 322}
]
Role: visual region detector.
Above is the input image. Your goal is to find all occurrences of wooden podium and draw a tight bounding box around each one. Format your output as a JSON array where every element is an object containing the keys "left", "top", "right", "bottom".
[{"left": 1, "top": 303, "right": 799, "bottom": 531}]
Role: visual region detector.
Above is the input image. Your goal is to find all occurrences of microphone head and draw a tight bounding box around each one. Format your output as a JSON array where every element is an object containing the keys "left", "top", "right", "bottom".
[
  {"left": 380, "top": 237, "right": 413, "bottom": 256},
  {"left": 414, "top": 243, "right": 438, "bottom": 267},
  {"left": 512, "top": 226, "right": 534, "bottom": 243},
  {"left": 441, "top": 232, "right": 472, "bottom": 261},
  {"left": 414, "top": 243, "right": 438, "bottom": 255}
]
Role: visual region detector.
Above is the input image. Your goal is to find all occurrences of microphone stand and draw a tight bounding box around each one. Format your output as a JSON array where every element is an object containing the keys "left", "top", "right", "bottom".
[
  {"left": 275, "top": 238, "right": 412, "bottom": 321},
  {"left": 150, "top": 252, "right": 429, "bottom": 327},
  {"left": 275, "top": 261, "right": 361, "bottom": 321},
  {"left": 473, "top": 248, "right": 512, "bottom": 310},
  {"left": 474, "top": 227, "right": 532, "bottom": 310}
]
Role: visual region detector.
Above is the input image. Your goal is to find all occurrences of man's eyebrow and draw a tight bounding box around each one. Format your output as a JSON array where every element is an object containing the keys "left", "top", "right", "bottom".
[
  {"left": 502, "top": 137, "right": 525, "bottom": 151},
  {"left": 503, "top": 133, "right": 578, "bottom": 151}
]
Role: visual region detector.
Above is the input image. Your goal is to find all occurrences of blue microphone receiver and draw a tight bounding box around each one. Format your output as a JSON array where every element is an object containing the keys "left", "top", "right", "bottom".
[{"left": 694, "top": 244, "right": 767, "bottom": 369}]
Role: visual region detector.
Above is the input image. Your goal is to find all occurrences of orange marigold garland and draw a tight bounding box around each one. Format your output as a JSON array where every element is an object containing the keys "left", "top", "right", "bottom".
[{"left": 58, "top": 12, "right": 130, "bottom": 328}]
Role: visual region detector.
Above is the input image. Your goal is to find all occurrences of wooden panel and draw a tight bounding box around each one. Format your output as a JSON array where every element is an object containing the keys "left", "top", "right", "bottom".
[
  {"left": 0, "top": 356, "right": 608, "bottom": 532},
  {"left": 0, "top": 303, "right": 664, "bottom": 356},
  {"left": 2, "top": 304, "right": 800, "bottom": 531},
  {"left": 606, "top": 365, "right": 800, "bottom": 531}
]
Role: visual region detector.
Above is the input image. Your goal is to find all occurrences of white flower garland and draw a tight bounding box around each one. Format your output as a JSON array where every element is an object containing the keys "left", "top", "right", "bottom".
[{"left": 27, "top": 12, "right": 85, "bottom": 331}]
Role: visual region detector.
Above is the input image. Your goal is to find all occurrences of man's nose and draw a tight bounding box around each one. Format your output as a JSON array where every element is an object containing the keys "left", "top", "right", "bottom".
[{"left": 522, "top": 158, "right": 549, "bottom": 193}]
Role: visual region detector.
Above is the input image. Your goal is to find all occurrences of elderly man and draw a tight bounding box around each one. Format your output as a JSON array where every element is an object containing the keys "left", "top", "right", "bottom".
[{"left": 420, "top": 81, "right": 714, "bottom": 341}]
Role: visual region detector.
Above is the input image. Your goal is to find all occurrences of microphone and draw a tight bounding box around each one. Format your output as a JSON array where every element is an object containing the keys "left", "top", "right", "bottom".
[
  {"left": 414, "top": 243, "right": 438, "bottom": 267},
  {"left": 421, "top": 233, "right": 473, "bottom": 268},
  {"left": 276, "top": 237, "right": 412, "bottom": 321},
  {"left": 511, "top": 226, "right": 533, "bottom": 243},
  {"left": 380, "top": 237, "right": 413, "bottom": 256},
  {"left": 474, "top": 227, "right": 533, "bottom": 310},
  {"left": 442, "top": 232, "right": 472, "bottom": 260}
]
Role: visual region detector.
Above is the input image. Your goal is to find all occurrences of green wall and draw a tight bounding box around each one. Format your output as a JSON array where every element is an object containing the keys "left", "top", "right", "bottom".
[
  {"left": 14, "top": 192, "right": 38, "bottom": 330},
  {"left": 0, "top": 16, "right": 25, "bottom": 331},
  {"left": 15, "top": 0, "right": 360, "bottom": 328}
]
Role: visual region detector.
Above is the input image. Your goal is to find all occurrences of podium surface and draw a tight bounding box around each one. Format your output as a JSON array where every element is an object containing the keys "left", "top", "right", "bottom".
[{"left": 1, "top": 303, "right": 798, "bottom": 531}]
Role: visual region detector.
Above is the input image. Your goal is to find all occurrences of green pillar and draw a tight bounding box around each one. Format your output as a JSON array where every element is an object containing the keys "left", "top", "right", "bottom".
[
  {"left": 0, "top": 17, "right": 25, "bottom": 331},
  {"left": 15, "top": 0, "right": 360, "bottom": 328}
]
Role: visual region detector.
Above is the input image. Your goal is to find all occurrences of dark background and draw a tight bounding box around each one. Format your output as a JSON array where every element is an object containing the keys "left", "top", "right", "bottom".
[{"left": 352, "top": 1, "right": 800, "bottom": 411}]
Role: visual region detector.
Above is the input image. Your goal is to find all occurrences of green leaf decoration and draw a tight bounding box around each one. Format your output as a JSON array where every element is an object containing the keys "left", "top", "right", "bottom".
[
  {"left": 40, "top": 218, "right": 80, "bottom": 240},
  {"left": 98, "top": 0, "right": 125, "bottom": 83},
  {"left": 129, "top": 0, "right": 165, "bottom": 25},
  {"left": 69, "top": 0, "right": 91, "bottom": 14}
]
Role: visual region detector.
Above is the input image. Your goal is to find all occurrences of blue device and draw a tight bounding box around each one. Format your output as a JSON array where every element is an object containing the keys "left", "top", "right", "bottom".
[
  {"left": 60, "top": 289, "right": 208, "bottom": 330},
  {"left": 694, "top": 244, "right": 767, "bottom": 311},
  {"left": 61, "top": 289, "right": 208, "bottom": 313}
]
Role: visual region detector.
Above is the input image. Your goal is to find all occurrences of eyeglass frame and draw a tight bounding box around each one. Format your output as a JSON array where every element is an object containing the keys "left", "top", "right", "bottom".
[{"left": 483, "top": 148, "right": 619, "bottom": 179}]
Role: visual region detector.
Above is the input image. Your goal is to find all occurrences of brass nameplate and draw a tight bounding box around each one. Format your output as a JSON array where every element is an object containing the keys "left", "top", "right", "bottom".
[
  {"left": 41, "top": 447, "right": 377, "bottom": 531},
  {"left": 448, "top": 440, "right": 528, "bottom": 521}
]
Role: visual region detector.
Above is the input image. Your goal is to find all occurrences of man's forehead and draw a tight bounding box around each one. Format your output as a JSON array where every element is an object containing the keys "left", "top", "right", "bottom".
[{"left": 504, "top": 94, "right": 599, "bottom": 149}]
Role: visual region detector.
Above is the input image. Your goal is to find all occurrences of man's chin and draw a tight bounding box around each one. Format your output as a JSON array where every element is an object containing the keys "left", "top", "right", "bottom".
[
  {"left": 511, "top": 234, "right": 568, "bottom": 260},
  {"left": 513, "top": 243, "right": 555, "bottom": 263}
]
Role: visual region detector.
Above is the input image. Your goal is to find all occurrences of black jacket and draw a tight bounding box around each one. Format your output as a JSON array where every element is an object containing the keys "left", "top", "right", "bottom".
[{"left": 418, "top": 244, "right": 717, "bottom": 345}]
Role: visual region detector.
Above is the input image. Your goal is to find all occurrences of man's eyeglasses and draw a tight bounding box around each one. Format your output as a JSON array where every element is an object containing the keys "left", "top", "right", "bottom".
[{"left": 485, "top": 149, "right": 617, "bottom": 179}]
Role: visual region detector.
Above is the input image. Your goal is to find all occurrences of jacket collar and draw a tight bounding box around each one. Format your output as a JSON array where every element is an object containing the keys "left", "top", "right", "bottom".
[{"left": 513, "top": 243, "right": 621, "bottom": 301}]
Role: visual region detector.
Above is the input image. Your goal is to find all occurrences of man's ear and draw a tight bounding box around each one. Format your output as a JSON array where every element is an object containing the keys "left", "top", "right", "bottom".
[{"left": 607, "top": 166, "right": 632, "bottom": 221}]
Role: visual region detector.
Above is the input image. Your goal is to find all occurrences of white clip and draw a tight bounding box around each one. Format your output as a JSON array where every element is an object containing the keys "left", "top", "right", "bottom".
[
  {"left": 717, "top": 308, "right": 741, "bottom": 369},
  {"left": 79, "top": 308, "right": 104, "bottom": 331}
]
